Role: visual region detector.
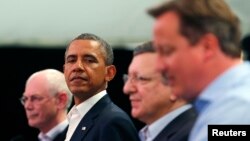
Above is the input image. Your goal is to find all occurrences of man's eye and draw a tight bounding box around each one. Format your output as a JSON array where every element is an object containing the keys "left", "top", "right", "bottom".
[
  {"left": 137, "top": 76, "right": 151, "bottom": 81},
  {"left": 157, "top": 45, "right": 175, "bottom": 56},
  {"left": 85, "top": 58, "right": 95, "bottom": 63},
  {"left": 66, "top": 57, "right": 76, "bottom": 63},
  {"left": 84, "top": 56, "right": 97, "bottom": 63},
  {"left": 31, "top": 96, "right": 43, "bottom": 101}
]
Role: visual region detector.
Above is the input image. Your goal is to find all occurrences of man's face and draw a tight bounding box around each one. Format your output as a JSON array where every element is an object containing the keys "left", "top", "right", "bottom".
[
  {"left": 123, "top": 52, "right": 173, "bottom": 124},
  {"left": 153, "top": 11, "right": 204, "bottom": 100},
  {"left": 64, "top": 40, "right": 108, "bottom": 102},
  {"left": 23, "top": 76, "right": 58, "bottom": 130}
]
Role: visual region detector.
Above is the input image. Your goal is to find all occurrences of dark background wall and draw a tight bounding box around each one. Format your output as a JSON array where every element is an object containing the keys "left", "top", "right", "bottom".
[
  {"left": 0, "top": 46, "right": 144, "bottom": 141},
  {"left": 242, "top": 35, "right": 250, "bottom": 61}
]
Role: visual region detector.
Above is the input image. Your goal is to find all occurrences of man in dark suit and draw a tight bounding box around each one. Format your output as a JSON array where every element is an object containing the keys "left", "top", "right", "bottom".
[
  {"left": 123, "top": 41, "right": 197, "bottom": 141},
  {"left": 12, "top": 69, "right": 73, "bottom": 141},
  {"left": 63, "top": 33, "right": 140, "bottom": 141}
]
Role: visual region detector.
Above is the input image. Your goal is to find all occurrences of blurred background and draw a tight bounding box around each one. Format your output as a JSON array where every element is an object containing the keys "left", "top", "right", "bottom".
[{"left": 0, "top": 0, "right": 249, "bottom": 140}]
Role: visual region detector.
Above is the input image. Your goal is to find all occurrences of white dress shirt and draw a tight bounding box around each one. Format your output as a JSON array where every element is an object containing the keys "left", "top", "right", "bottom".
[
  {"left": 64, "top": 90, "right": 107, "bottom": 141},
  {"left": 38, "top": 119, "right": 68, "bottom": 141},
  {"left": 139, "top": 104, "right": 192, "bottom": 141}
]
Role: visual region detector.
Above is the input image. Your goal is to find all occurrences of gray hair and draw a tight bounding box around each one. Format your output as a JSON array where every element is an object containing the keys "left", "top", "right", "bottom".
[
  {"left": 26, "top": 69, "right": 73, "bottom": 109},
  {"left": 133, "top": 41, "right": 155, "bottom": 56}
]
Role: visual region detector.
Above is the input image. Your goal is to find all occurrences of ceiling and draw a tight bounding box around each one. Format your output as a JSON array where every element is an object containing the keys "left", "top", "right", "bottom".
[{"left": 0, "top": 0, "right": 249, "bottom": 48}]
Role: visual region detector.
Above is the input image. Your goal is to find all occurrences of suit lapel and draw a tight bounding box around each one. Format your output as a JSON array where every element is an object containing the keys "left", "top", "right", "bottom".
[
  {"left": 70, "top": 95, "right": 111, "bottom": 141},
  {"left": 70, "top": 118, "right": 94, "bottom": 141},
  {"left": 153, "top": 107, "right": 197, "bottom": 141},
  {"left": 53, "top": 126, "right": 68, "bottom": 141}
]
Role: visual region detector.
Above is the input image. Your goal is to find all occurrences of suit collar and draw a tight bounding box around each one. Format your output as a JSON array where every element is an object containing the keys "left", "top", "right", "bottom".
[
  {"left": 70, "top": 95, "right": 111, "bottom": 141},
  {"left": 153, "top": 107, "right": 197, "bottom": 141}
]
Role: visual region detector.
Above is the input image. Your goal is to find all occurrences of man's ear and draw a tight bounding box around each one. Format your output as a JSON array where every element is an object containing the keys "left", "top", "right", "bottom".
[
  {"left": 200, "top": 33, "right": 220, "bottom": 60},
  {"left": 105, "top": 65, "right": 117, "bottom": 82},
  {"left": 169, "top": 94, "right": 177, "bottom": 102},
  {"left": 56, "top": 92, "right": 67, "bottom": 109}
]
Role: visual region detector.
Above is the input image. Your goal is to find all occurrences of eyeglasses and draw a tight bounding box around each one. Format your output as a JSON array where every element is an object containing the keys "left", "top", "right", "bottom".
[
  {"left": 123, "top": 74, "right": 155, "bottom": 85},
  {"left": 19, "top": 95, "right": 50, "bottom": 105}
]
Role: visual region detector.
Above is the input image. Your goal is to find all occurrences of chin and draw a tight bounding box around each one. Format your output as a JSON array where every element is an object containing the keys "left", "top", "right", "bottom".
[
  {"left": 131, "top": 110, "right": 140, "bottom": 118},
  {"left": 70, "top": 87, "right": 87, "bottom": 94},
  {"left": 28, "top": 122, "right": 37, "bottom": 128}
]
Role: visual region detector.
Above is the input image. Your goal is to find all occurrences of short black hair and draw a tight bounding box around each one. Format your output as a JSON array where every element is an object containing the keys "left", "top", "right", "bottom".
[
  {"left": 133, "top": 41, "right": 155, "bottom": 56},
  {"left": 66, "top": 33, "right": 114, "bottom": 65}
]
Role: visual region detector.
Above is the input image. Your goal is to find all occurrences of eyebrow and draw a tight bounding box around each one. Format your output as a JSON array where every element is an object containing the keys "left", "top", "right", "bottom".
[
  {"left": 22, "top": 94, "right": 43, "bottom": 97},
  {"left": 66, "top": 54, "right": 76, "bottom": 59},
  {"left": 83, "top": 54, "right": 97, "bottom": 59}
]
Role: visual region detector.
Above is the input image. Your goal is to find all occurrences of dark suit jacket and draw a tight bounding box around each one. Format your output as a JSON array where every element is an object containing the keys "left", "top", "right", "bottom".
[
  {"left": 10, "top": 126, "right": 68, "bottom": 141},
  {"left": 70, "top": 95, "right": 140, "bottom": 141},
  {"left": 53, "top": 126, "right": 68, "bottom": 141},
  {"left": 153, "top": 107, "right": 197, "bottom": 141}
]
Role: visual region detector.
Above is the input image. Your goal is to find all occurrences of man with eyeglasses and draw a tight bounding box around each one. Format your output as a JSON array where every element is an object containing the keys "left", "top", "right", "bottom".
[
  {"left": 12, "top": 69, "right": 73, "bottom": 141},
  {"left": 123, "top": 41, "right": 197, "bottom": 141}
]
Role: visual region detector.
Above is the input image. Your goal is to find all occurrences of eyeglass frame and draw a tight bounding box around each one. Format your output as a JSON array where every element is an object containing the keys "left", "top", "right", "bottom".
[
  {"left": 123, "top": 73, "right": 169, "bottom": 85},
  {"left": 123, "top": 73, "right": 158, "bottom": 85},
  {"left": 19, "top": 94, "right": 53, "bottom": 105}
]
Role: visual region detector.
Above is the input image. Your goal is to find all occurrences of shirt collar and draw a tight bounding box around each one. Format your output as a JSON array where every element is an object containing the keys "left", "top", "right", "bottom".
[
  {"left": 195, "top": 62, "right": 248, "bottom": 113},
  {"left": 67, "top": 90, "right": 107, "bottom": 120},
  {"left": 38, "top": 119, "right": 68, "bottom": 140},
  {"left": 139, "top": 104, "right": 192, "bottom": 140}
]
